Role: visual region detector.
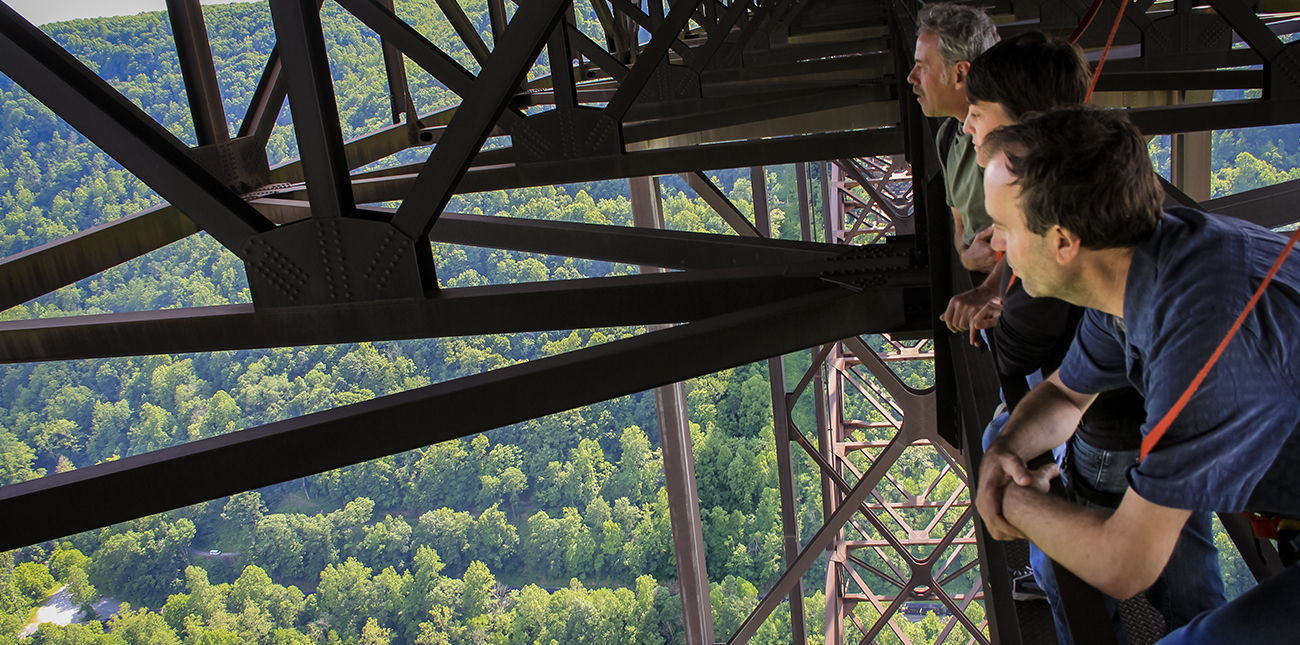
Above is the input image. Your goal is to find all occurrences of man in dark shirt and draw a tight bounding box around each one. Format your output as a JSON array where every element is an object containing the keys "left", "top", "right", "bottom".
[{"left": 977, "top": 107, "right": 1300, "bottom": 643}]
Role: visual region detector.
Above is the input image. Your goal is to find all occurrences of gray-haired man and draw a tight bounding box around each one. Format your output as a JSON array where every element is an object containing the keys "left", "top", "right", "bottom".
[{"left": 907, "top": 3, "right": 1004, "bottom": 335}]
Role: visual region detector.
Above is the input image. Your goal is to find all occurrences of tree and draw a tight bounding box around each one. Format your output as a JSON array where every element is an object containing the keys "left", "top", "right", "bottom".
[
  {"left": 228, "top": 566, "right": 273, "bottom": 614},
  {"left": 12, "top": 562, "right": 56, "bottom": 605},
  {"left": 65, "top": 567, "right": 98, "bottom": 607},
  {"left": 355, "top": 515, "right": 411, "bottom": 573},
  {"left": 0, "top": 428, "right": 44, "bottom": 485},
  {"left": 89, "top": 519, "right": 195, "bottom": 607},
  {"left": 414, "top": 606, "right": 463, "bottom": 645},
  {"left": 710, "top": 576, "right": 759, "bottom": 640},
  {"left": 249, "top": 514, "right": 305, "bottom": 580},
  {"left": 406, "top": 441, "right": 478, "bottom": 510},
  {"left": 357, "top": 618, "right": 391, "bottom": 645},
  {"left": 609, "top": 426, "right": 654, "bottom": 503},
  {"left": 460, "top": 561, "right": 495, "bottom": 620},
  {"left": 221, "top": 492, "right": 266, "bottom": 536},
  {"left": 467, "top": 505, "right": 517, "bottom": 569},
  {"left": 49, "top": 544, "right": 90, "bottom": 582},
  {"left": 399, "top": 546, "right": 449, "bottom": 644},
  {"left": 316, "top": 559, "right": 382, "bottom": 642},
  {"left": 412, "top": 508, "right": 473, "bottom": 575},
  {"left": 107, "top": 606, "right": 182, "bottom": 645},
  {"left": 499, "top": 467, "right": 528, "bottom": 518}
]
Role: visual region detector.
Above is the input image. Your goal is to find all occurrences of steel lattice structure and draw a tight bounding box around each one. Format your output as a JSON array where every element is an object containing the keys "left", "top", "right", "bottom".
[{"left": 0, "top": 0, "right": 1299, "bottom": 642}]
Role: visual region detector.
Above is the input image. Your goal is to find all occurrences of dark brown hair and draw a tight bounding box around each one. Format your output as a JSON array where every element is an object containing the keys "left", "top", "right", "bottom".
[
  {"left": 967, "top": 31, "right": 1091, "bottom": 119},
  {"left": 983, "top": 107, "right": 1164, "bottom": 249}
]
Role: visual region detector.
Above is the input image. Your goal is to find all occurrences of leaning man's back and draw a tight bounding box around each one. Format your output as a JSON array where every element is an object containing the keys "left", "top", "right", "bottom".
[{"left": 1059, "top": 206, "right": 1300, "bottom": 517}]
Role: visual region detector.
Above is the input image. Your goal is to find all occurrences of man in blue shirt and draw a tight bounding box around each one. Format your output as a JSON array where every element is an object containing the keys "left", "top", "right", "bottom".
[
  {"left": 963, "top": 34, "right": 1224, "bottom": 643},
  {"left": 975, "top": 106, "right": 1300, "bottom": 643}
]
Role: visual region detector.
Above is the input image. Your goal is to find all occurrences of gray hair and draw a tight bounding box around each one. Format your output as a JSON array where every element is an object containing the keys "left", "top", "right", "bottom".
[{"left": 917, "top": 3, "right": 1000, "bottom": 66}]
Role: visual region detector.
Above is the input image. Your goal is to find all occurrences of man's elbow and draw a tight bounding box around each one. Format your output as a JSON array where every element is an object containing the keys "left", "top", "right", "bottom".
[{"left": 1090, "top": 556, "right": 1162, "bottom": 600}]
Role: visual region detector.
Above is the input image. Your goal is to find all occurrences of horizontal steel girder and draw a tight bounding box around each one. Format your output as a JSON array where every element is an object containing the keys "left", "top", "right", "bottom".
[
  {"left": 340, "top": 127, "right": 906, "bottom": 201},
  {"left": 0, "top": 287, "right": 907, "bottom": 551},
  {"left": 427, "top": 212, "right": 843, "bottom": 269},
  {"left": 1125, "top": 98, "right": 1300, "bottom": 135},
  {"left": 0, "top": 252, "right": 930, "bottom": 362},
  {"left": 0, "top": 200, "right": 847, "bottom": 314},
  {"left": 1204, "top": 177, "right": 1300, "bottom": 229}
]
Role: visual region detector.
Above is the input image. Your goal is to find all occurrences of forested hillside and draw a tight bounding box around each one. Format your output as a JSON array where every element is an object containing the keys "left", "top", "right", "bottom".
[
  {"left": 0, "top": 2, "right": 1290, "bottom": 645},
  {"left": 0, "top": 3, "right": 913, "bottom": 644}
]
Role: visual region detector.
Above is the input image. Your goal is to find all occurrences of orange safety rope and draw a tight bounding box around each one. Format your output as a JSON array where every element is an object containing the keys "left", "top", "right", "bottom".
[
  {"left": 1057, "top": 0, "right": 1300, "bottom": 463},
  {"left": 1069, "top": 0, "right": 1107, "bottom": 43},
  {"left": 1139, "top": 226, "right": 1300, "bottom": 460},
  {"left": 1084, "top": 0, "right": 1131, "bottom": 103}
]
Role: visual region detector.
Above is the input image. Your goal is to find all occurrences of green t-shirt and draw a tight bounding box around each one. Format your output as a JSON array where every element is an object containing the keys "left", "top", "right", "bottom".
[{"left": 936, "top": 118, "right": 991, "bottom": 246}]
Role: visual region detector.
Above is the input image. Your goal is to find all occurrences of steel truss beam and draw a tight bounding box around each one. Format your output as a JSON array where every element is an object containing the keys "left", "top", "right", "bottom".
[
  {"left": 0, "top": 257, "right": 929, "bottom": 362},
  {"left": 167, "top": 0, "right": 229, "bottom": 146},
  {"left": 1204, "top": 177, "right": 1300, "bottom": 229},
  {"left": 427, "top": 212, "right": 837, "bottom": 268},
  {"left": 0, "top": 205, "right": 198, "bottom": 312},
  {"left": 390, "top": 0, "right": 569, "bottom": 244},
  {"left": 0, "top": 4, "right": 273, "bottom": 250},
  {"left": 339, "top": 127, "right": 906, "bottom": 201},
  {"left": 335, "top": 0, "right": 493, "bottom": 101},
  {"left": 270, "top": 0, "right": 357, "bottom": 220},
  {"left": 0, "top": 287, "right": 906, "bottom": 552}
]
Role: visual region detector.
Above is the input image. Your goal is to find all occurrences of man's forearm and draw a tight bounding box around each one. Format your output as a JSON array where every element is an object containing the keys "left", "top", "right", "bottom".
[
  {"left": 952, "top": 208, "right": 967, "bottom": 253},
  {"left": 1002, "top": 486, "right": 1189, "bottom": 599},
  {"left": 981, "top": 257, "right": 1005, "bottom": 290},
  {"left": 992, "top": 374, "right": 1088, "bottom": 460}
]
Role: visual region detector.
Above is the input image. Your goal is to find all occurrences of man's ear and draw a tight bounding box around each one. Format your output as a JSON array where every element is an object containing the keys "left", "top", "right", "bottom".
[
  {"left": 952, "top": 60, "right": 971, "bottom": 87},
  {"left": 1052, "top": 226, "right": 1083, "bottom": 265}
]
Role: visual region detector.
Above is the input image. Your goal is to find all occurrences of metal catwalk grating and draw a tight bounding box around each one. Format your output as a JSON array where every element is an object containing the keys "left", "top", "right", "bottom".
[{"left": 1005, "top": 539, "right": 1060, "bottom": 645}]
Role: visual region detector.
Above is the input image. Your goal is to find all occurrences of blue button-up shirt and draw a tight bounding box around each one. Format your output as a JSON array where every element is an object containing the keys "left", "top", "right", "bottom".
[{"left": 1059, "top": 208, "right": 1300, "bottom": 516}]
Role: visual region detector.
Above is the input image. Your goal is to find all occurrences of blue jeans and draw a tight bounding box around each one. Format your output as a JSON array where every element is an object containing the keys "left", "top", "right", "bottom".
[
  {"left": 982, "top": 411, "right": 1067, "bottom": 641},
  {"left": 1157, "top": 561, "right": 1300, "bottom": 644},
  {"left": 1042, "top": 437, "right": 1226, "bottom": 644},
  {"left": 982, "top": 415, "right": 1227, "bottom": 645}
]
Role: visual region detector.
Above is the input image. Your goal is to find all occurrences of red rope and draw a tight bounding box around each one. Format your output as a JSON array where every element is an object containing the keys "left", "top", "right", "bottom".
[
  {"left": 1084, "top": 0, "right": 1130, "bottom": 103},
  {"left": 1068, "top": 0, "right": 1106, "bottom": 43},
  {"left": 1140, "top": 226, "right": 1300, "bottom": 461}
]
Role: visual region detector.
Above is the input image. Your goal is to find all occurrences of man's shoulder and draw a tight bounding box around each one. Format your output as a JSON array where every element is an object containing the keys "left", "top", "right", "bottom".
[
  {"left": 1134, "top": 209, "right": 1252, "bottom": 303},
  {"left": 1142, "top": 208, "right": 1297, "bottom": 295},
  {"left": 933, "top": 117, "right": 961, "bottom": 159}
]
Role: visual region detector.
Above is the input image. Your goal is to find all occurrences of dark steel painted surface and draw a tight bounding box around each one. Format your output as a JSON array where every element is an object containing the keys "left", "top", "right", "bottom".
[
  {"left": 436, "top": 0, "right": 491, "bottom": 65},
  {"left": 167, "top": 0, "right": 229, "bottom": 146},
  {"left": 0, "top": 259, "right": 930, "bottom": 362},
  {"left": 768, "top": 355, "right": 809, "bottom": 645},
  {"left": 0, "top": 205, "right": 198, "bottom": 312},
  {"left": 335, "top": 0, "right": 485, "bottom": 100},
  {"left": 0, "top": 287, "right": 905, "bottom": 552},
  {"left": 430, "top": 212, "right": 841, "bottom": 269},
  {"left": 0, "top": 4, "right": 273, "bottom": 250},
  {"left": 270, "top": 0, "right": 357, "bottom": 220},
  {"left": 1204, "top": 177, "right": 1300, "bottom": 229},
  {"left": 630, "top": 175, "right": 716, "bottom": 645}
]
